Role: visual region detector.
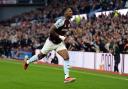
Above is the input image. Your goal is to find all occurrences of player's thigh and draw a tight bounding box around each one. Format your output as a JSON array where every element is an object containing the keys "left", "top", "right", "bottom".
[
  {"left": 41, "top": 39, "right": 56, "bottom": 54},
  {"left": 56, "top": 42, "right": 69, "bottom": 60}
]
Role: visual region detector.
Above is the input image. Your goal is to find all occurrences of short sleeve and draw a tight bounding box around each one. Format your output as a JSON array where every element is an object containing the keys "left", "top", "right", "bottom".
[{"left": 54, "top": 18, "right": 65, "bottom": 29}]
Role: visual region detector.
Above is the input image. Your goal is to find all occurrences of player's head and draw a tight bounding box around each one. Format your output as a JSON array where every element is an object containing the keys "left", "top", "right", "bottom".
[{"left": 64, "top": 7, "right": 73, "bottom": 19}]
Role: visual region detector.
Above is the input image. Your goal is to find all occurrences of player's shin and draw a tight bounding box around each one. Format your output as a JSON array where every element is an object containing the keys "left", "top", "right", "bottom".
[
  {"left": 27, "top": 55, "right": 38, "bottom": 64},
  {"left": 63, "top": 60, "right": 70, "bottom": 79}
]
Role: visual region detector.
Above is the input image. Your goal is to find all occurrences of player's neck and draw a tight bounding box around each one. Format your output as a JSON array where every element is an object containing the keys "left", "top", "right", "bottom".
[{"left": 65, "top": 16, "right": 71, "bottom": 20}]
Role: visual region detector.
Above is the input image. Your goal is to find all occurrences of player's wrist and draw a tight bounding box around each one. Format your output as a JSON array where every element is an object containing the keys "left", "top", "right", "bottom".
[{"left": 59, "top": 35, "right": 66, "bottom": 41}]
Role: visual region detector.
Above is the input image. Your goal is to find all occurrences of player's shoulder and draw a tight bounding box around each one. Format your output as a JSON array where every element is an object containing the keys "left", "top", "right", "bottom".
[
  {"left": 56, "top": 17, "right": 65, "bottom": 23},
  {"left": 54, "top": 17, "right": 66, "bottom": 28}
]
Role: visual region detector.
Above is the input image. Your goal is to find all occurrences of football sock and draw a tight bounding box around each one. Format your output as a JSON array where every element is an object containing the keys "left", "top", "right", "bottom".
[
  {"left": 27, "top": 55, "right": 38, "bottom": 64},
  {"left": 64, "top": 60, "right": 70, "bottom": 79}
]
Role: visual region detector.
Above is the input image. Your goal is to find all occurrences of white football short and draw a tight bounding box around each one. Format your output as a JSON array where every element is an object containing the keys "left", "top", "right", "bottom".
[{"left": 40, "top": 38, "right": 67, "bottom": 54}]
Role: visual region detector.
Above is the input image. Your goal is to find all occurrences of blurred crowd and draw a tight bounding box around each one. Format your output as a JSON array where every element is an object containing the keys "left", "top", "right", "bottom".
[
  {"left": 0, "top": 0, "right": 128, "bottom": 58},
  {"left": 0, "top": 0, "right": 127, "bottom": 13},
  {"left": 67, "top": 12, "right": 128, "bottom": 53}
]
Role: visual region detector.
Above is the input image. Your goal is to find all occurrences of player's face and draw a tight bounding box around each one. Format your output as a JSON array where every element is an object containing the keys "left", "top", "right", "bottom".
[{"left": 65, "top": 8, "right": 73, "bottom": 18}]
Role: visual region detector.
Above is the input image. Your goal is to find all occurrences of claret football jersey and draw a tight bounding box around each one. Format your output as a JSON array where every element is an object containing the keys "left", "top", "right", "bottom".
[{"left": 49, "top": 17, "right": 71, "bottom": 44}]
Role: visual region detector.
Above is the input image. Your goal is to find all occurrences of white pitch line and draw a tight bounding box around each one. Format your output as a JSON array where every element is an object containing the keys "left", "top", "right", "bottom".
[
  {"left": 1, "top": 60, "right": 128, "bottom": 81},
  {"left": 72, "top": 70, "right": 128, "bottom": 81},
  {"left": 35, "top": 66, "right": 128, "bottom": 81},
  {"left": 32, "top": 64, "right": 128, "bottom": 81}
]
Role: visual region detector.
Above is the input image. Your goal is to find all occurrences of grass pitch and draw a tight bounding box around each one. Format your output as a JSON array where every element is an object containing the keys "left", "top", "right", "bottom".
[{"left": 0, "top": 59, "right": 128, "bottom": 89}]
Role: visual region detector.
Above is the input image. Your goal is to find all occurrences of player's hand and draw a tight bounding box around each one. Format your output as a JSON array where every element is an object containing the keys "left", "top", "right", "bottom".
[{"left": 59, "top": 35, "right": 66, "bottom": 41}]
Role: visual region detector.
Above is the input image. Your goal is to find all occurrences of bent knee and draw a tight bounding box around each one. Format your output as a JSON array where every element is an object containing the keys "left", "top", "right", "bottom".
[
  {"left": 38, "top": 53, "right": 46, "bottom": 60},
  {"left": 63, "top": 56, "right": 69, "bottom": 60}
]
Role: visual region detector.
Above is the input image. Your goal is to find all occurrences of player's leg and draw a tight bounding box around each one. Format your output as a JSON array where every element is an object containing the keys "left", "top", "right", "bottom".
[
  {"left": 24, "top": 53, "right": 46, "bottom": 70},
  {"left": 57, "top": 43, "right": 76, "bottom": 83},
  {"left": 24, "top": 38, "right": 54, "bottom": 70}
]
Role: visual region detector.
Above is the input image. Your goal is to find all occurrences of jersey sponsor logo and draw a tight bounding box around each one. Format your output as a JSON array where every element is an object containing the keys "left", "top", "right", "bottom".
[
  {"left": 64, "top": 23, "right": 70, "bottom": 28},
  {"left": 61, "top": 29, "right": 68, "bottom": 32}
]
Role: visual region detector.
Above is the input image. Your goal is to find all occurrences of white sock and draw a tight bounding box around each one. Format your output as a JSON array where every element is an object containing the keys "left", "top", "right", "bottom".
[
  {"left": 63, "top": 60, "right": 70, "bottom": 79},
  {"left": 27, "top": 55, "right": 38, "bottom": 64}
]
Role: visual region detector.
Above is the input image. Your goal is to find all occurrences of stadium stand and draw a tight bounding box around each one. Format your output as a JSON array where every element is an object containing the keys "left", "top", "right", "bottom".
[{"left": 0, "top": 0, "right": 128, "bottom": 58}]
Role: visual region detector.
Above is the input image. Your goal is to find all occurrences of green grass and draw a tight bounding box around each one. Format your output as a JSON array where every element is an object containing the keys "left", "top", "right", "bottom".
[{"left": 0, "top": 59, "right": 128, "bottom": 89}]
